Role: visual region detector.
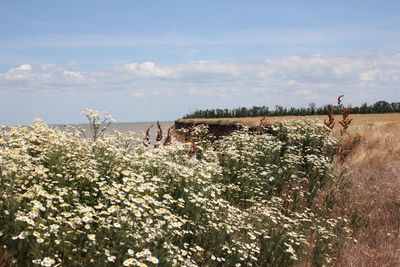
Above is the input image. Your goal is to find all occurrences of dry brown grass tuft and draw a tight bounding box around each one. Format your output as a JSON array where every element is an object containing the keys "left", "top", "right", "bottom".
[{"left": 333, "top": 120, "right": 400, "bottom": 266}]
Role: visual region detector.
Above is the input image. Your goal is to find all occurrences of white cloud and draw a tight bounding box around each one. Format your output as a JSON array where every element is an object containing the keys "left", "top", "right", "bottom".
[
  {"left": 63, "top": 70, "right": 83, "bottom": 78},
  {"left": 184, "top": 87, "right": 236, "bottom": 97},
  {"left": 0, "top": 63, "right": 96, "bottom": 92},
  {"left": 1, "top": 55, "right": 399, "bottom": 104},
  {"left": 295, "top": 89, "right": 313, "bottom": 96},
  {"left": 130, "top": 92, "right": 145, "bottom": 98},
  {"left": 119, "top": 62, "right": 172, "bottom": 78},
  {"left": 15, "top": 64, "right": 32, "bottom": 71},
  {"left": 186, "top": 88, "right": 199, "bottom": 96}
]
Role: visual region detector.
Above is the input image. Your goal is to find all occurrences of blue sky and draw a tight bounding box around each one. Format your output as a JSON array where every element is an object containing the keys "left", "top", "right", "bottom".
[{"left": 1, "top": 0, "right": 399, "bottom": 125}]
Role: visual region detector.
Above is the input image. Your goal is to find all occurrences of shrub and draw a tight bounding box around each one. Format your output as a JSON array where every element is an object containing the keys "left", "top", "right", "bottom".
[{"left": 0, "top": 115, "right": 348, "bottom": 266}]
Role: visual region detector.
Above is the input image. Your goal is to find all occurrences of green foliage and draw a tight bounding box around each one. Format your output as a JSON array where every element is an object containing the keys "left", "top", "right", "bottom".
[{"left": 183, "top": 100, "right": 400, "bottom": 119}]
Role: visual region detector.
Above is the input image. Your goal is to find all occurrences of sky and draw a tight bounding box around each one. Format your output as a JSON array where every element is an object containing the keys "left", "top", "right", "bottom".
[{"left": 1, "top": 0, "right": 399, "bottom": 125}]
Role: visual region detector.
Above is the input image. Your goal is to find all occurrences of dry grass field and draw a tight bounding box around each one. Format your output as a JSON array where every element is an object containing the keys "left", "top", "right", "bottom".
[
  {"left": 182, "top": 113, "right": 400, "bottom": 266},
  {"left": 179, "top": 113, "right": 400, "bottom": 128},
  {"left": 332, "top": 116, "right": 400, "bottom": 266}
]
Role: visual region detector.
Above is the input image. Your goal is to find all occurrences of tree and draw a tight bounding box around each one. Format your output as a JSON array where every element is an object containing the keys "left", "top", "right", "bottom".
[{"left": 373, "top": 101, "right": 392, "bottom": 113}]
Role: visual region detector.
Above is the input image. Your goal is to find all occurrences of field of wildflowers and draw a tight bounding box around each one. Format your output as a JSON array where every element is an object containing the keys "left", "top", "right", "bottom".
[{"left": 0, "top": 110, "right": 350, "bottom": 266}]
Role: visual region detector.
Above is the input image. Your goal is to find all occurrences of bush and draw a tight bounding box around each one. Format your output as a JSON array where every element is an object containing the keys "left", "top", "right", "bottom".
[{"left": 0, "top": 116, "right": 348, "bottom": 266}]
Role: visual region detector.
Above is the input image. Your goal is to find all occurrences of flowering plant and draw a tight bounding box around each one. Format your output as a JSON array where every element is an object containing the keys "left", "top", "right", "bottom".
[{"left": 0, "top": 113, "right": 349, "bottom": 266}]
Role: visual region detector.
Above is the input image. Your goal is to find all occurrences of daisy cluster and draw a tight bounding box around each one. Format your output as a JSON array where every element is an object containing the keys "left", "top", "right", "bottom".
[{"left": 0, "top": 114, "right": 349, "bottom": 266}]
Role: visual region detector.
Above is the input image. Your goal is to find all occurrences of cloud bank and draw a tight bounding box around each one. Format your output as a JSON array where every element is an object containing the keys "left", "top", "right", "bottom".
[{"left": 1, "top": 55, "right": 399, "bottom": 105}]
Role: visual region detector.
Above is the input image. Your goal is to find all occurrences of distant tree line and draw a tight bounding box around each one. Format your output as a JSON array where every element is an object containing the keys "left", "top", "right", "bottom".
[{"left": 183, "top": 100, "right": 400, "bottom": 119}]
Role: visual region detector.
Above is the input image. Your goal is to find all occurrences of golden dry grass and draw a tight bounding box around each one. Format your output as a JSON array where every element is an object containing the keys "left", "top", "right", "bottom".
[
  {"left": 332, "top": 119, "right": 400, "bottom": 266},
  {"left": 179, "top": 113, "right": 400, "bottom": 127}
]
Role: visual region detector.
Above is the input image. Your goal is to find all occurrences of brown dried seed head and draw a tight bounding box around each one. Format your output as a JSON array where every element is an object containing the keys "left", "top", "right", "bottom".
[
  {"left": 143, "top": 124, "right": 153, "bottom": 147},
  {"left": 156, "top": 121, "right": 163, "bottom": 142}
]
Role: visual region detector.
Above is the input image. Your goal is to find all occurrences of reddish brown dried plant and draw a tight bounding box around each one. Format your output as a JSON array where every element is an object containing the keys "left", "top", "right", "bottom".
[
  {"left": 337, "top": 94, "right": 344, "bottom": 107},
  {"left": 324, "top": 104, "right": 335, "bottom": 131},
  {"left": 143, "top": 124, "right": 153, "bottom": 147},
  {"left": 255, "top": 116, "right": 269, "bottom": 134},
  {"left": 338, "top": 95, "right": 353, "bottom": 135},
  {"left": 156, "top": 121, "right": 163, "bottom": 142},
  {"left": 163, "top": 125, "right": 175, "bottom": 146}
]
